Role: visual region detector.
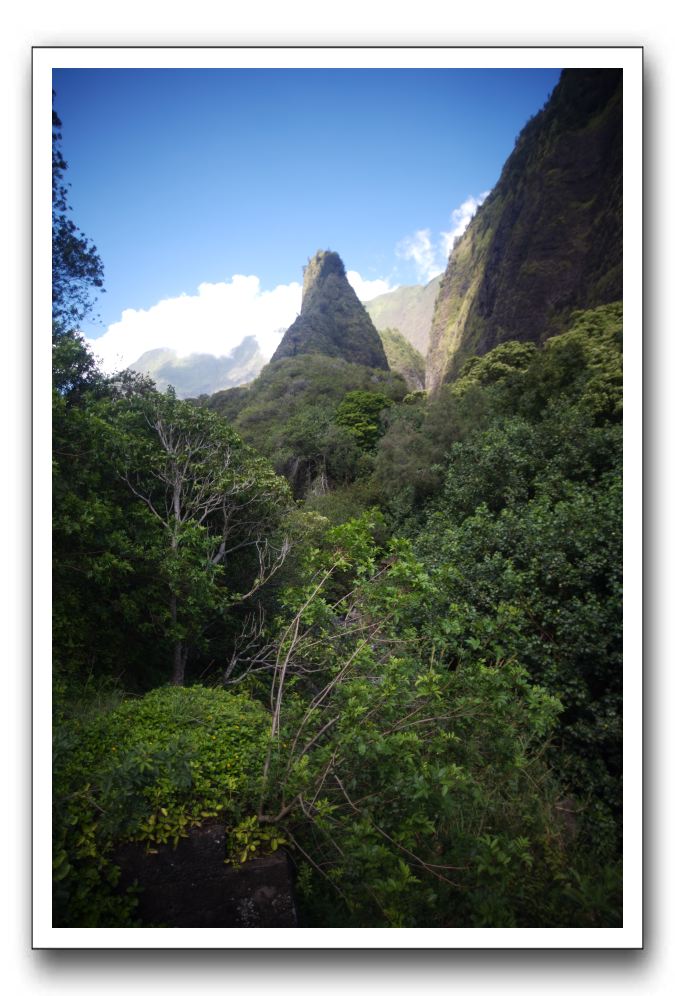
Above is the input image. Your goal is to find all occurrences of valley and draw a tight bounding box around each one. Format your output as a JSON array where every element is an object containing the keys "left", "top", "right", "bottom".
[{"left": 52, "top": 67, "right": 625, "bottom": 930}]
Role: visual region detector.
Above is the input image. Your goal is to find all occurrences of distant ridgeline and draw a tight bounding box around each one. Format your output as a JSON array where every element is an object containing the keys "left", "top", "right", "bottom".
[
  {"left": 130, "top": 337, "right": 265, "bottom": 399},
  {"left": 271, "top": 250, "right": 390, "bottom": 370},
  {"left": 426, "top": 68, "right": 623, "bottom": 391},
  {"left": 365, "top": 275, "right": 442, "bottom": 357}
]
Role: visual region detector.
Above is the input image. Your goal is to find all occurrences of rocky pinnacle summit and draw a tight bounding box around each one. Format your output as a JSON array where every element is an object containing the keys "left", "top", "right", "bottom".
[{"left": 271, "top": 250, "right": 389, "bottom": 370}]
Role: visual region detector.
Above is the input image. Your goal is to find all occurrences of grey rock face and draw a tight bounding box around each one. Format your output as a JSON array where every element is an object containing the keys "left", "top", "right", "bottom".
[
  {"left": 271, "top": 250, "right": 389, "bottom": 370},
  {"left": 115, "top": 823, "right": 298, "bottom": 927}
]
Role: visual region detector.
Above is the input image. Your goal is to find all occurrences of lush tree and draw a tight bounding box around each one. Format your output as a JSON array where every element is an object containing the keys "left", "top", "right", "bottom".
[
  {"left": 205, "top": 354, "right": 406, "bottom": 500},
  {"left": 51, "top": 99, "right": 106, "bottom": 415},
  {"left": 372, "top": 303, "right": 622, "bottom": 523},
  {"left": 97, "top": 388, "right": 292, "bottom": 685},
  {"left": 52, "top": 100, "right": 105, "bottom": 334},
  {"left": 53, "top": 374, "right": 170, "bottom": 686},
  {"left": 409, "top": 309, "right": 623, "bottom": 840},
  {"left": 335, "top": 390, "right": 393, "bottom": 450}
]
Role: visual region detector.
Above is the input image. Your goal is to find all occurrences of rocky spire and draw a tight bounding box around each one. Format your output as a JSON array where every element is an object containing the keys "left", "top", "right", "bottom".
[{"left": 271, "top": 250, "right": 389, "bottom": 370}]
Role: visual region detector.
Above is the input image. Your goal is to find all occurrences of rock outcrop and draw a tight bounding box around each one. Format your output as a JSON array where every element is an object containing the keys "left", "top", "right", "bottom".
[
  {"left": 426, "top": 69, "right": 622, "bottom": 391},
  {"left": 115, "top": 823, "right": 298, "bottom": 927},
  {"left": 271, "top": 250, "right": 389, "bottom": 370}
]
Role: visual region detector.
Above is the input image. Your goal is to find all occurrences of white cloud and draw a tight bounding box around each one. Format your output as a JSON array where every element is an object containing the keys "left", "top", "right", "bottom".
[
  {"left": 440, "top": 191, "right": 490, "bottom": 258},
  {"left": 396, "top": 192, "right": 491, "bottom": 285},
  {"left": 86, "top": 275, "right": 302, "bottom": 374},
  {"left": 87, "top": 268, "right": 399, "bottom": 375},
  {"left": 347, "top": 270, "right": 397, "bottom": 302},
  {"left": 395, "top": 229, "right": 442, "bottom": 284}
]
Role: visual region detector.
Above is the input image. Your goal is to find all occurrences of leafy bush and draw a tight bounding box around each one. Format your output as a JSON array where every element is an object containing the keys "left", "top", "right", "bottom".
[
  {"left": 53, "top": 685, "right": 269, "bottom": 926},
  {"left": 245, "top": 519, "right": 620, "bottom": 927},
  {"left": 335, "top": 390, "right": 393, "bottom": 449}
]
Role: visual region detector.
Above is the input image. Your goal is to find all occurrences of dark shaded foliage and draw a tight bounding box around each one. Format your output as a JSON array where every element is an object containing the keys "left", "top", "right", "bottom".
[{"left": 52, "top": 101, "right": 105, "bottom": 334}]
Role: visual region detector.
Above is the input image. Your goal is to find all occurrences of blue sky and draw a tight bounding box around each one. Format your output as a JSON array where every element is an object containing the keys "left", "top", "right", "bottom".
[{"left": 53, "top": 67, "right": 561, "bottom": 369}]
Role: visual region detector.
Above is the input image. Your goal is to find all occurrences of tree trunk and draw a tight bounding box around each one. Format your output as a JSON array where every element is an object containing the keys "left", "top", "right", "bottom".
[
  {"left": 172, "top": 641, "right": 187, "bottom": 686},
  {"left": 170, "top": 592, "right": 186, "bottom": 685}
]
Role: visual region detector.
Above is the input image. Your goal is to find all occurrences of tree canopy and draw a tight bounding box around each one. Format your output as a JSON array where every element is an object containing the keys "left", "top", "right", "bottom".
[{"left": 52, "top": 100, "right": 105, "bottom": 334}]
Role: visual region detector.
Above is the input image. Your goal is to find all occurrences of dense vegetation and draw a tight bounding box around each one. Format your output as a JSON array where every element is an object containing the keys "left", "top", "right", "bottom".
[
  {"left": 203, "top": 353, "right": 406, "bottom": 514},
  {"left": 52, "top": 95, "right": 623, "bottom": 930}
]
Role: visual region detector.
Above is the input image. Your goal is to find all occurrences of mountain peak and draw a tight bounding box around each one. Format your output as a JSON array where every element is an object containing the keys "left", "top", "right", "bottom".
[
  {"left": 302, "top": 249, "right": 346, "bottom": 293},
  {"left": 271, "top": 250, "right": 389, "bottom": 370}
]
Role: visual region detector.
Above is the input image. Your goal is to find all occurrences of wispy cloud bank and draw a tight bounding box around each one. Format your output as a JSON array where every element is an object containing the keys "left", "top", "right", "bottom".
[
  {"left": 440, "top": 192, "right": 490, "bottom": 258},
  {"left": 347, "top": 271, "right": 397, "bottom": 302},
  {"left": 397, "top": 192, "right": 490, "bottom": 284},
  {"left": 86, "top": 276, "right": 302, "bottom": 374},
  {"left": 395, "top": 229, "right": 440, "bottom": 284},
  {"left": 87, "top": 270, "right": 397, "bottom": 374}
]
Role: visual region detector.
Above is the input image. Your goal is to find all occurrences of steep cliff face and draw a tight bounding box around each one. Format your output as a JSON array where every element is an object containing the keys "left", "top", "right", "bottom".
[
  {"left": 426, "top": 69, "right": 622, "bottom": 391},
  {"left": 377, "top": 328, "right": 426, "bottom": 391},
  {"left": 271, "top": 250, "right": 389, "bottom": 370},
  {"left": 366, "top": 274, "right": 442, "bottom": 355}
]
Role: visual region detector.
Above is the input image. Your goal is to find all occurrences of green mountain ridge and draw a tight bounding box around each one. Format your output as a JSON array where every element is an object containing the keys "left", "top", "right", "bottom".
[
  {"left": 365, "top": 274, "right": 442, "bottom": 356},
  {"left": 426, "top": 68, "right": 622, "bottom": 391},
  {"left": 205, "top": 352, "right": 406, "bottom": 497},
  {"left": 377, "top": 327, "right": 426, "bottom": 390}
]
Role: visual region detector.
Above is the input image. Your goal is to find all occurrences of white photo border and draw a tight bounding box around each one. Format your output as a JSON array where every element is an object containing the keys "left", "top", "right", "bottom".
[{"left": 34, "top": 45, "right": 643, "bottom": 950}]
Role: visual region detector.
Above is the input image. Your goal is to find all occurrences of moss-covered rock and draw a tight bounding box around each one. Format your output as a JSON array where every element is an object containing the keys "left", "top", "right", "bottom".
[
  {"left": 366, "top": 275, "right": 442, "bottom": 356},
  {"left": 272, "top": 250, "right": 389, "bottom": 370},
  {"left": 378, "top": 327, "right": 426, "bottom": 390},
  {"left": 427, "top": 69, "right": 622, "bottom": 390}
]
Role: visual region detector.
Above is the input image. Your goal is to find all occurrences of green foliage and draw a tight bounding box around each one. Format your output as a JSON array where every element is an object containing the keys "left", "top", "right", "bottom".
[
  {"left": 53, "top": 376, "right": 292, "bottom": 687},
  {"left": 302, "top": 478, "right": 376, "bottom": 526},
  {"left": 335, "top": 390, "right": 393, "bottom": 450},
  {"left": 51, "top": 122, "right": 623, "bottom": 930},
  {"left": 373, "top": 303, "right": 623, "bottom": 521},
  {"left": 53, "top": 479, "right": 622, "bottom": 927},
  {"left": 409, "top": 309, "right": 623, "bottom": 835},
  {"left": 455, "top": 340, "right": 537, "bottom": 393},
  {"left": 206, "top": 354, "right": 405, "bottom": 498},
  {"left": 225, "top": 816, "right": 287, "bottom": 867},
  {"left": 245, "top": 526, "right": 620, "bottom": 928},
  {"left": 52, "top": 101, "right": 104, "bottom": 333},
  {"left": 97, "top": 388, "right": 292, "bottom": 685},
  {"left": 52, "top": 380, "right": 168, "bottom": 686},
  {"left": 52, "top": 329, "right": 101, "bottom": 397},
  {"left": 53, "top": 685, "right": 269, "bottom": 926}
]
